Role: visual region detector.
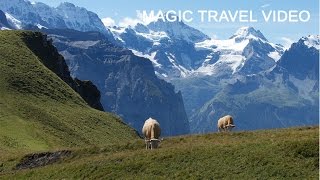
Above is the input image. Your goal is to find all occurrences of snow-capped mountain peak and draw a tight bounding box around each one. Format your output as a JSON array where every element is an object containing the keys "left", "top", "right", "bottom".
[
  {"left": 0, "top": 0, "right": 33, "bottom": 9},
  {"left": 193, "top": 26, "right": 284, "bottom": 77},
  {"left": 230, "top": 26, "right": 268, "bottom": 42},
  {"left": 57, "top": 2, "right": 77, "bottom": 9},
  {"left": 109, "top": 21, "right": 285, "bottom": 79},
  {"left": 301, "top": 35, "right": 320, "bottom": 50},
  {"left": 0, "top": 0, "right": 110, "bottom": 36},
  {"left": 0, "top": 0, "right": 37, "bottom": 25},
  {"left": 133, "top": 23, "right": 150, "bottom": 33},
  {"left": 55, "top": 2, "right": 107, "bottom": 33},
  {"left": 147, "top": 19, "right": 210, "bottom": 43}
]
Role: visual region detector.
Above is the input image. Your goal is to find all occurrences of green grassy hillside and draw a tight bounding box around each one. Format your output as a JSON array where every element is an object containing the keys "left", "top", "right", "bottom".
[
  {"left": 0, "top": 126, "right": 318, "bottom": 179},
  {"left": 0, "top": 30, "right": 138, "bottom": 155}
]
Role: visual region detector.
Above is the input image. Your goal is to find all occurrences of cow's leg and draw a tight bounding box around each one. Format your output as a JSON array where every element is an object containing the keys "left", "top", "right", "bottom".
[
  {"left": 145, "top": 139, "right": 150, "bottom": 150},
  {"left": 150, "top": 140, "right": 153, "bottom": 150},
  {"left": 150, "top": 140, "right": 158, "bottom": 149}
]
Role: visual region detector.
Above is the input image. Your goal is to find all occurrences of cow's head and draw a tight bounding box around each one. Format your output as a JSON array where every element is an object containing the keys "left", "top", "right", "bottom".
[
  {"left": 150, "top": 139, "right": 161, "bottom": 149},
  {"left": 226, "top": 124, "right": 235, "bottom": 131}
]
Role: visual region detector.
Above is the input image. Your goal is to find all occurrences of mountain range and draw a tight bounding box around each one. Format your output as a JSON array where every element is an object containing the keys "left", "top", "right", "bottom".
[
  {"left": 110, "top": 23, "right": 284, "bottom": 79},
  {"left": 0, "top": 0, "right": 318, "bottom": 134},
  {"left": 190, "top": 35, "right": 319, "bottom": 132}
]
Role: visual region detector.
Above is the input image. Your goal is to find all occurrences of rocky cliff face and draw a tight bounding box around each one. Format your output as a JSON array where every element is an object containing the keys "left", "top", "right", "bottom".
[
  {"left": 21, "top": 31, "right": 104, "bottom": 111},
  {"left": 100, "top": 53, "right": 189, "bottom": 136},
  {"left": 273, "top": 35, "right": 319, "bottom": 80},
  {"left": 43, "top": 28, "right": 190, "bottom": 136},
  {"left": 0, "top": 10, "right": 12, "bottom": 29}
]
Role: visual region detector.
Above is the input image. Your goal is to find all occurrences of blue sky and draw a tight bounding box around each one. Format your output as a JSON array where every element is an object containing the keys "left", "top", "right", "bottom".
[{"left": 36, "top": 0, "right": 319, "bottom": 47}]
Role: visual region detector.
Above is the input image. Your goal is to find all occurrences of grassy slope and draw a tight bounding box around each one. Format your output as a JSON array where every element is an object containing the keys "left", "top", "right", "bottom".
[
  {"left": 0, "top": 30, "right": 138, "bottom": 156},
  {"left": 1, "top": 126, "right": 318, "bottom": 179}
]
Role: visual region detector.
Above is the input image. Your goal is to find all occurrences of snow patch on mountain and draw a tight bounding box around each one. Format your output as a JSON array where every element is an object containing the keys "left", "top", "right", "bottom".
[
  {"left": 230, "top": 26, "right": 267, "bottom": 41},
  {"left": 147, "top": 20, "right": 209, "bottom": 43},
  {"left": 136, "top": 30, "right": 168, "bottom": 46},
  {"left": 166, "top": 52, "right": 191, "bottom": 77},
  {"left": 196, "top": 38, "right": 249, "bottom": 52},
  {"left": 268, "top": 51, "right": 281, "bottom": 61},
  {"left": 110, "top": 22, "right": 190, "bottom": 46},
  {"left": 302, "top": 35, "right": 320, "bottom": 50},
  {"left": 68, "top": 40, "right": 100, "bottom": 49},
  {"left": 5, "top": 12, "right": 22, "bottom": 29},
  {"left": 194, "top": 38, "right": 248, "bottom": 75},
  {"left": 36, "top": 24, "right": 47, "bottom": 29},
  {"left": 130, "top": 50, "right": 161, "bottom": 67}
]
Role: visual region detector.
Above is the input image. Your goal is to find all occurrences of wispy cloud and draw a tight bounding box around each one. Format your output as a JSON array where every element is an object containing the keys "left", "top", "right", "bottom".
[
  {"left": 118, "top": 17, "right": 141, "bottom": 27},
  {"left": 261, "top": 4, "right": 270, "bottom": 8},
  {"left": 211, "top": 34, "right": 219, "bottom": 40},
  {"left": 280, "top": 37, "right": 294, "bottom": 49},
  {"left": 136, "top": 10, "right": 158, "bottom": 24},
  {"left": 101, "top": 17, "right": 116, "bottom": 27},
  {"left": 118, "top": 10, "right": 159, "bottom": 27}
]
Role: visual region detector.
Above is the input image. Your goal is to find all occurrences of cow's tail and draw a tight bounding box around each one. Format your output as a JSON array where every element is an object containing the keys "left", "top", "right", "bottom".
[{"left": 151, "top": 124, "right": 155, "bottom": 139}]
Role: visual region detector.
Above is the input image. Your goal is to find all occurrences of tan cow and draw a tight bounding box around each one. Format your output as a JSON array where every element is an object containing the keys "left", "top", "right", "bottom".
[
  {"left": 217, "top": 115, "right": 235, "bottom": 132},
  {"left": 142, "top": 117, "right": 161, "bottom": 149}
]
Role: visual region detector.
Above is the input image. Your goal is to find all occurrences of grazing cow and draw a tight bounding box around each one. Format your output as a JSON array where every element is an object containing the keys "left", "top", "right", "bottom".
[
  {"left": 142, "top": 117, "right": 161, "bottom": 149},
  {"left": 217, "top": 115, "right": 235, "bottom": 132}
]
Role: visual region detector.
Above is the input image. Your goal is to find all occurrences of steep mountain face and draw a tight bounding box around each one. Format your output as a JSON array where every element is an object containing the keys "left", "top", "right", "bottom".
[
  {"left": 21, "top": 31, "right": 104, "bottom": 111},
  {"left": 42, "top": 28, "right": 190, "bottom": 136},
  {"left": 190, "top": 36, "right": 319, "bottom": 133},
  {"left": 0, "top": 0, "right": 42, "bottom": 28},
  {"left": 273, "top": 35, "right": 319, "bottom": 80},
  {"left": 0, "top": 0, "right": 114, "bottom": 39},
  {"left": 147, "top": 20, "right": 209, "bottom": 43},
  {"left": 0, "top": 10, "right": 12, "bottom": 29}
]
